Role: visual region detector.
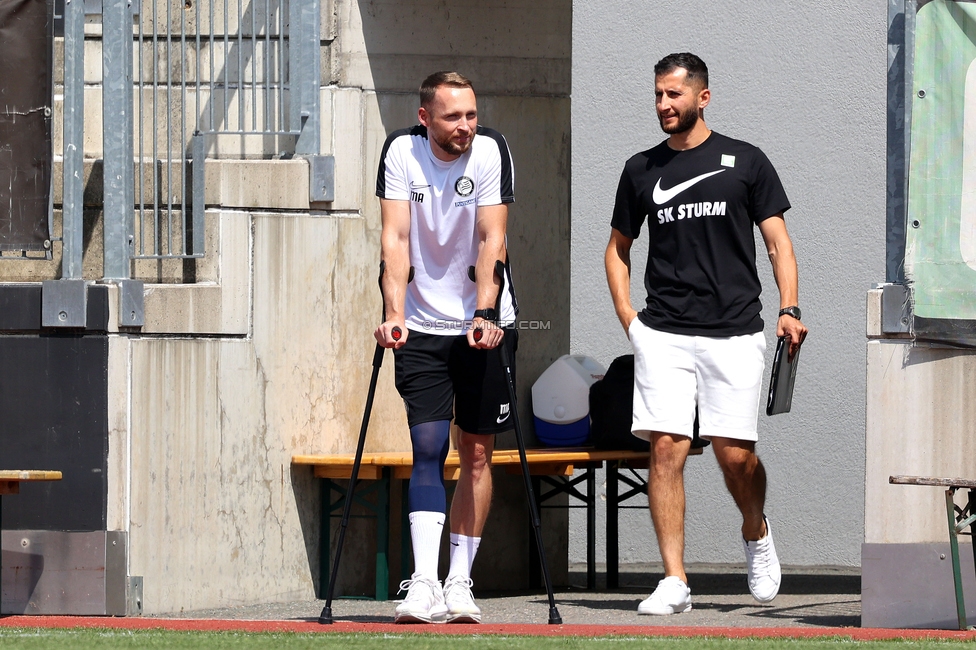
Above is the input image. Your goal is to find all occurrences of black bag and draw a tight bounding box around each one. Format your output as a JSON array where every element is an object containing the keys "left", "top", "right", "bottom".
[
  {"left": 588, "top": 355, "right": 647, "bottom": 451},
  {"left": 588, "top": 354, "right": 708, "bottom": 451}
]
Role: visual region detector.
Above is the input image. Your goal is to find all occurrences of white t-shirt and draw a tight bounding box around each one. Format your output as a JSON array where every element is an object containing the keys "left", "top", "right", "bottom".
[{"left": 376, "top": 125, "right": 518, "bottom": 335}]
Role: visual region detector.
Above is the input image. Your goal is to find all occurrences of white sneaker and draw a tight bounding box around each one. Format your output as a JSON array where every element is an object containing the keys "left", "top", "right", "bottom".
[
  {"left": 394, "top": 576, "right": 448, "bottom": 623},
  {"left": 637, "top": 576, "right": 692, "bottom": 615},
  {"left": 743, "top": 515, "right": 782, "bottom": 603},
  {"left": 443, "top": 575, "right": 482, "bottom": 623}
]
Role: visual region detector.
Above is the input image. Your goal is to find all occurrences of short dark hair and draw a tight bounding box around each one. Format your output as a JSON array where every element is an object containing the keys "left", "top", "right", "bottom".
[
  {"left": 420, "top": 71, "right": 474, "bottom": 108},
  {"left": 654, "top": 53, "right": 708, "bottom": 89}
]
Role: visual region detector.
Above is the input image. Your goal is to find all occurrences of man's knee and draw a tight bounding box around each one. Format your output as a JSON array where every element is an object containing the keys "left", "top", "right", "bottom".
[
  {"left": 650, "top": 433, "right": 690, "bottom": 476},
  {"left": 457, "top": 432, "right": 494, "bottom": 475},
  {"left": 716, "top": 444, "right": 760, "bottom": 478}
]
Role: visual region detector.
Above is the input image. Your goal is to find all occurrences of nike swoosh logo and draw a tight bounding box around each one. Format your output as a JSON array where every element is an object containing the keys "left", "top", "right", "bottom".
[
  {"left": 652, "top": 169, "right": 725, "bottom": 204},
  {"left": 496, "top": 412, "right": 510, "bottom": 424},
  {"left": 410, "top": 182, "right": 430, "bottom": 189}
]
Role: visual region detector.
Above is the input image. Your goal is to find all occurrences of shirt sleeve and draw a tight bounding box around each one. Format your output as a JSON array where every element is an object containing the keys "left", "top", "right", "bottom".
[
  {"left": 610, "top": 164, "right": 645, "bottom": 239},
  {"left": 376, "top": 134, "right": 410, "bottom": 201},
  {"left": 748, "top": 148, "right": 791, "bottom": 224},
  {"left": 475, "top": 128, "right": 515, "bottom": 206}
]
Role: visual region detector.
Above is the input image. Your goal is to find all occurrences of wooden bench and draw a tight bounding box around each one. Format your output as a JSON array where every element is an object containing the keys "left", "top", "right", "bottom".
[
  {"left": 293, "top": 446, "right": 702, "bottom": 599},
  {"left": 889, "top": 475, "right": 976, "bottom": 630},
  {"left": 0, "top": 470, "right": 63, "bottom": 610}
]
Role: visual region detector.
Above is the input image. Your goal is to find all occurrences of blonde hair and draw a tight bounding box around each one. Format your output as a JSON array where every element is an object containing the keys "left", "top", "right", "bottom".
[{"left": 420, "top": 71, "right": 474, "bottom": 108}]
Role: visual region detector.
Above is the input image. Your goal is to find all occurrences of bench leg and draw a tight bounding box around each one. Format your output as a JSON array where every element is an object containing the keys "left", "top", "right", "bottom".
[
  {"left": 375, "top": 470, "right": 390, "bottom": 601},
  {"left": 319, "top": 479, "right": 331, "bottom": 599},
  {"left": 606, "top": 462, "right": 619, "bottom": 590},
  {"left": 587, "top": 467, "right": 595, "bottom": 590},
  {"left": 946, "top": 487, "right": 969, "bottom": 630},
  {"left": 970, "top": 489, "right": 976, "bottom": 626}
]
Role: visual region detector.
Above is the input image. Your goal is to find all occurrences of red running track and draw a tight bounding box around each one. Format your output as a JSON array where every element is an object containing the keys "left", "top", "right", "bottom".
[{"left": 1, "top": 617, "right": 976, "bottom": 641}]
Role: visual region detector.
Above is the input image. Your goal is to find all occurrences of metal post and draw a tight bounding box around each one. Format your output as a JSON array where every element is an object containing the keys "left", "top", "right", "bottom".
[
  {"left": 970, "top": 489, "right": 976, "bottom": 619},
  {"left": 102, "top": 0, "right": 134, "bottom": 280},
  {"left": 375, "top": 469, "right": 390, "bottom": 600},
  {"left": 606, "top": 462, "right": 619, "bottom": 589},
  {"left": 288, "top": 0, "right": 300, "bottom": 137},
  {"left": 945, "top": 488, "right": 968, "bottom": 630},
  {"left": 62, "top": 0, "right": 85, "bottom": 279},
  {"left": 191, "top": 132, "right": 206, "bottom": 256},
  {"left": 586, "top": 467, "right": 596, "bottom": 590},
  {"left": 320, "top": 478, "right": 332, "bottom": 598},
  {"left": 292, "top": 0, "right": 320, "bottom": 154}
]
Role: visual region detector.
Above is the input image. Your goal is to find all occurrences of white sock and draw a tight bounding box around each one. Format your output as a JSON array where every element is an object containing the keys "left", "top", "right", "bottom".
[
  {"left": 409, "top": 511, "right": 445, "bottom": 581},
  {"left": 446, "top": 532, "right": 481, "bottom": 581}
]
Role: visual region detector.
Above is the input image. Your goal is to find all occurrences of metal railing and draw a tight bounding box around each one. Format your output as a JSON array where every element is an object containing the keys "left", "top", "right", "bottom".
[
  {"left": 62, "top": 0, "right": 320, "bottom": 275},
  {"left": 129, "top": 0, "right": 319, "bottom": 263}
]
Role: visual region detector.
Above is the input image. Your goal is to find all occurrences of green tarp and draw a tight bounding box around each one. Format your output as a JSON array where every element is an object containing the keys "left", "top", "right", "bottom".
[{"left": 906, "top": 0, "right": 976, "bottom": 333}]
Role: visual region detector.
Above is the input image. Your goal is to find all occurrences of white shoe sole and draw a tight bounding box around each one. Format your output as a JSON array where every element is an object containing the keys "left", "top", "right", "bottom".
[
  {"left": 394, "top": 609, "right": 447, "bottom": 624},
  {"left": 446, "top": 612, "right": 482, "bottom": 623},
  {"left": 638, "top": 602, "right": 692, "bottom": 615}
]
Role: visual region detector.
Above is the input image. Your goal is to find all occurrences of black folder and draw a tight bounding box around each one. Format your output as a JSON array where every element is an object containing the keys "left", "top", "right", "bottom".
[{"left": 765, "top": 336, "right": 800, "bottom": 416}]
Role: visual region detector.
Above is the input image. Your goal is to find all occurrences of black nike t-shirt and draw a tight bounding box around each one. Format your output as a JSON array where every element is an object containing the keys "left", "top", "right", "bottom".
[{"left": 611, "top": 131, "right": 790, "bottom": 337}]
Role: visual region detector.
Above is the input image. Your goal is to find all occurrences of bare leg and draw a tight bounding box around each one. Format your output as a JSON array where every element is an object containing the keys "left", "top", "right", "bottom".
[
  {"left": 450, "top": 431, "right": 495, "bottom": 536},
  {"left": 647, "top": 432, "right": 692, "bottom": 583},
  {"left": 710, "top": 437, "right": 767, "bottom": 540}
]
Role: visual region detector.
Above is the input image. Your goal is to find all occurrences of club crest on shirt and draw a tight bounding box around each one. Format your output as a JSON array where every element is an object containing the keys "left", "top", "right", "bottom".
[{"left": 455, "top": 176, "right": 474, "bottom": 197}]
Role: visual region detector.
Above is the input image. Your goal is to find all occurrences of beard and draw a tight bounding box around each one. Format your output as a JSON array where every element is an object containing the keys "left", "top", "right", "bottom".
[
  {"left": 659, "top": 106, "right": 700, "bottom": 134},
  {"left": 432, "top": 131, "right": 472, "bottom": 156}
]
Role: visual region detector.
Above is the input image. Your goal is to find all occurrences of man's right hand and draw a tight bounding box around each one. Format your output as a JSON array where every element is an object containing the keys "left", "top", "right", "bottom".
[
  {"left": 619, "top": 309, "right": 639, "bottom": 338},
  {"left": 374, "top": 320, "right": 408, "bottom": 349}
]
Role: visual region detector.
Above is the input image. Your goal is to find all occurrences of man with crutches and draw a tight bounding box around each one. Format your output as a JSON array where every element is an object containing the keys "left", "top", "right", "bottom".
[{"left": 373, "top": 71, "right": 518, "bottom": 624}]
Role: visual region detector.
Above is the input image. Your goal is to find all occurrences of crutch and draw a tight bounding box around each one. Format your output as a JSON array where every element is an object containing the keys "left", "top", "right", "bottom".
[
  {"left": 473, "top": 260, "right": 563, "bottom": 625},
  {"left": 318, "top": 261, "right": 406, "bottom": 625}
]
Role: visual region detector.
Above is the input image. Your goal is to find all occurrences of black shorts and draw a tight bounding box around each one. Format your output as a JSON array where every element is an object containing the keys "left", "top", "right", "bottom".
[{"left": 393, "top": 328, "right": 518, "bottom": 434}]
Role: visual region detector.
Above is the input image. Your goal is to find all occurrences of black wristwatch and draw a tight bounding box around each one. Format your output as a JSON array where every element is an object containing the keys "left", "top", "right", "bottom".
[
  {"left": 778, "top": 306, "right": 802, "bottom": 320},
  {"left": 473, "top": 308, "right": 498, "bottom": 321}
]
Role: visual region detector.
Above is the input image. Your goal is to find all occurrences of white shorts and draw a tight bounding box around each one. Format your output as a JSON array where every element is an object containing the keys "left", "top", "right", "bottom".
[{"left": 629, "top": 319, "right": 766, "bottom": 442}]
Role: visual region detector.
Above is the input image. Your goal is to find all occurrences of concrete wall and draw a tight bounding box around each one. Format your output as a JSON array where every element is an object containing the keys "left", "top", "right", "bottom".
[
  {"left": 119, "top": 0, "right": 572, "bottom": 612},
  {"left": 861, "top": 289, "right": 976, "bottom": 628},
  {"left": 569, "top": 1, "right": 887, "bottom": 568},
  {"left": 2, "top": 0, "right": 572, "bottom": 613}
]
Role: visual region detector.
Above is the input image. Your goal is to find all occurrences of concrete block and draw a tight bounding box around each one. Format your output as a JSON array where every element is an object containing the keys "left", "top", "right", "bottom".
[
  {"left": 207, "top": 159, "right": 309, "bottom": 209},
  {"left": 866, "top": 288, "right": 882, "bottom": 338},
  {"left": 53, "top": 86, "right": 102, "bottom": 158},
  {"left": 250, "top": 212, "right": 406, "bottom": 455},
  {"left": 865, "top": 340, "right": 976, "bottom": 544},
  {"left": 319, "top": 86, "right": 335, "bottom": 156},
  {"left": 52, "top": 37, "right": 103, "bottom": 84},
  {"left": 127, "top": 338, "right": 315, "bottom": 612},
  {"left": 106, "top": 333, "right": 130, "bottom": 531},
  {"left": 331, "top": 87, "right": 363, "bottom": 211},
  {"left": 322, "top": 0, "right": 337, "bottom": 41},
  {"left": 334, "top": 0, "right": 371, "bottom": 89},
  {"left": 141, "top": 210, "right": 250, "bottom": 334}
]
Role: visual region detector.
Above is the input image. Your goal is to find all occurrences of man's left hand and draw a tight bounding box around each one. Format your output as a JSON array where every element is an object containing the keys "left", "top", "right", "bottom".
[{"left": 468, "top": 317, "right": 504, "bottom": 349}]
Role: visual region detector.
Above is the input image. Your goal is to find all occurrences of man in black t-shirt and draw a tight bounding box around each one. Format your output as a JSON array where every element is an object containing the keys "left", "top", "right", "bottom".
[{"left": 604, "top": 53, "right": 808, "bottom": 615}]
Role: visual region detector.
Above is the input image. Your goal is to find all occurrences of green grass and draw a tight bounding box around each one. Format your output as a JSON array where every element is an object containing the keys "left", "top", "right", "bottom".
[{"left": 0, "top": 630, "right": 973, "bottom": 650}]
